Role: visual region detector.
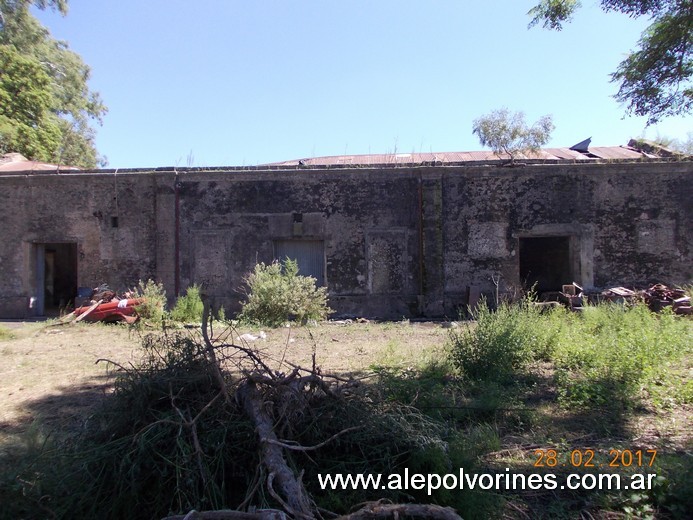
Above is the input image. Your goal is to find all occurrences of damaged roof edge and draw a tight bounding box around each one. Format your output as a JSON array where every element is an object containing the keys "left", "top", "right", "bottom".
[{"left": 0, "top": 145, "right": 689, "bottom": 176}]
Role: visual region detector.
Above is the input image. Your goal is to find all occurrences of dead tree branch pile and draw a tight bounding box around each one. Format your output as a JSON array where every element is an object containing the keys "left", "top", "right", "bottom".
[{"left": 185, "top": 296, "right": 463, "bottom": 520}]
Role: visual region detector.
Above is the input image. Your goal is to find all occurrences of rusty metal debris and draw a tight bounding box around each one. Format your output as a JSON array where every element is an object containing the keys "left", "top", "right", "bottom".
[
  {"left": 642, "top": 284, "right": 691, "bottom": 315},
  {"left": 560, "top": 282, "right": 584, "bottom": 310},
  {"left": 71, "top": 284, "right": 144, "bottom": 324},
  {"left": 601, "top": 284, "right": 691, "bottom": 316}
]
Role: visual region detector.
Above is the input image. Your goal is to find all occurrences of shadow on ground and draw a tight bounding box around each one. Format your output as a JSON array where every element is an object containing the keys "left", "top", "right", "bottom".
[{"left": 0, "top": 345, "right": 691, "bottom": 520}]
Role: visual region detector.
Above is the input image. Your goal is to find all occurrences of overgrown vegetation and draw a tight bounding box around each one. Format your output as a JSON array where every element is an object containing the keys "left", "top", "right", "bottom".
[
  {"left": 239, "top": 259, "right": 332, "bottom": 326},
  {"left": 552, "top": 304, "right": 692, "bottom": 409},
  {"left": 449, "top": 299, "right": 692, "bottom": 409},
  {"left": 442, "top": 299, "right": 692, "bottom": 517},
  {"left": 133, "top": 278, "right": 167, "bottom": 323},
  {"left": 169, "top": 284, "right": 204, "bottom": 323},
  {"left": 1, "top": 300, "right": 691, "bottom": 519},
  {"left": 449, "top": 298, "right": 561, "bottom": 383},
  {"left": 1, "top": 325, "right": 469, "bottom": 519}
]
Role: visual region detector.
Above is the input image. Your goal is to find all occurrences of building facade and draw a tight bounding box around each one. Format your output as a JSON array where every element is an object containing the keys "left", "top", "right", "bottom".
[{"left": 0, "top": 154, "right": 691, "bottom": 319}]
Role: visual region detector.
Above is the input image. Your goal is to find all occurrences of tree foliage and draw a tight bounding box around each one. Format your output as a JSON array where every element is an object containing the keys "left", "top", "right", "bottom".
[
  {"left": 0, "top": 0, "right": 106, "bottom": 167},
  {"left": 528, "top": 0, "right": 692, "bottom": 125},
  {"left": 472, "top": 108, "right": 554, "bottom": 164},
  {"left": 0, "top": 44, "right": 61, "bottom": 159}
]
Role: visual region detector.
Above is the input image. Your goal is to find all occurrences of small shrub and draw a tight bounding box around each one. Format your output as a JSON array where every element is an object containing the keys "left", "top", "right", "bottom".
[
  {"left": 170, "top": 284, "right": 204, "bottom": 323},
  {"left": 448, "top": 297, "right": 562, "bottom": 383},
  {"left": 132, "top": 279, "right": 167, "bottom": 322},
  {"left": 239, "top": 259, "right": 332, "bottom": 327}
]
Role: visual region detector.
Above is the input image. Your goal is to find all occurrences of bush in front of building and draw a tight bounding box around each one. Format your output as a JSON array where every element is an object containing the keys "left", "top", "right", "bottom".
[
  {"left": 239, "top": 259, "right": 332, "bottom": 327},
  {"left": 133, "top": 279, "right": 167, "bottom": 323},
  {"left": 448, "top": 297, "right": 562, "bottom": 384},
  {"left": 169, "top": 284, "right": 204, "bottom": 323}
]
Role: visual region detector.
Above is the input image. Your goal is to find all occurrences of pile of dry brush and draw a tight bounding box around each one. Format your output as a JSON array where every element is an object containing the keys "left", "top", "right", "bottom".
[{"left": 57, "top": 298, "right": 464, "bottom": 520}]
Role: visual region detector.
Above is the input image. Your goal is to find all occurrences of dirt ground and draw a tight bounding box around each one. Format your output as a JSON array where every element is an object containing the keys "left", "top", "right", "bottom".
[
  {"left": 2, "top": 319, "right": 691, "bottom": 452},
  {"left": 0, "top": 318, "right": 450, "bottom": 442},
  {"left": 1, "top": 318, "right": 691, "bottom": 519}
]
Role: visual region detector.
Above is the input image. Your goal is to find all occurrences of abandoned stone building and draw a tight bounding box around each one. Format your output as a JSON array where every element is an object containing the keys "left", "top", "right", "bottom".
[{"left": 0, "top": 145, "right": 691, "bottom": 319}]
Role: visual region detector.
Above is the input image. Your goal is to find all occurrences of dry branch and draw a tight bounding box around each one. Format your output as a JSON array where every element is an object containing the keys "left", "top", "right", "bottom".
[
  {"left": 190, "top": 294, "right": 463, "bottom": 520},
  {"left": 162, "top": 509, "right": 287, "bottom": 520},
  {"left": 237, "top": 379, "right": 315, "bottom": 518},
  {"left": 337, "top": 503, "right": 463, "bottom": 520},
  {"left": 162, "top": 502, "right": 463, "bottom": 520}
]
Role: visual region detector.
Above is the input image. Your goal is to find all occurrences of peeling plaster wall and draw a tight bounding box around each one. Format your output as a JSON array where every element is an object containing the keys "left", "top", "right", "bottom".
[
  {"left": 173, "top": 170, "right": 421, "bottom": 317},
  {"left": 0, "top": 160, "right": 690, "bottom": 319},
  {"left": 0, "top": 173, "right": 158, "bottom": 317},
  {"left": 440, "top": 162, "right": 691, "bottom": 315}
]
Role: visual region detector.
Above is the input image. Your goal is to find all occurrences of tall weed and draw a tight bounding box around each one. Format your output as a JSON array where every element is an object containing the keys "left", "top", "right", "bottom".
[
  {"left": 553, "top": 304, "right": 692, "bottom": 408},
  {"left": 132, "top": 279, "right": 167, "bottom": 322},
  {"left": 449, "top": 299, "right": 692, "bottom": 409},
  {"left": 448, "top": 298, "right": 563, "bottom": 383}
]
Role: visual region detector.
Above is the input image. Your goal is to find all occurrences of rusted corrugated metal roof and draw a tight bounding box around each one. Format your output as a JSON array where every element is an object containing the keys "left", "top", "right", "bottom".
[
  {"left": 265, "top": 145, "right": 656, "bottom": 167},
  {"left": 0, "top": 153, "right": 80, "bottom": 173},
  {"left": 588, "top": 146, "right": 658, "bottom": 160}
]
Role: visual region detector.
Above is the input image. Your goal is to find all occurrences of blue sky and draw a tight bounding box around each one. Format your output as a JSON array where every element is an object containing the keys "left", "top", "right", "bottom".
[{"left": 36, "top": 1, "right": 691, "bottom": 168}]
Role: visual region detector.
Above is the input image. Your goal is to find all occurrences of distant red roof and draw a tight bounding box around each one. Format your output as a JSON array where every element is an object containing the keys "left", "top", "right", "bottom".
[
  {"left": 0, "top": 153, "right": 80, "bottom": 173},
  {"left": 265, "top": 145, "right": 659, "bottom": 167}
]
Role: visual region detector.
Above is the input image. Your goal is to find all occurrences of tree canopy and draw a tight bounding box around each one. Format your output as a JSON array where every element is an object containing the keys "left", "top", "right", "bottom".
[
  {"left": 0, "top": 0, "right": 106, "bottom": 167},
  {"left": 528, "top": 0, "right": 692, "bottom": 125},
  {"left": 472, "top": 108, "right": 554, "bottom": 164}
]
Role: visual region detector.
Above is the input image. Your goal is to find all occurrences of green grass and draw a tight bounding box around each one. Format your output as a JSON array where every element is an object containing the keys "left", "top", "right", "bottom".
[
  {"left": 1, "top": 309, "right": 690, "bottom": 520},
  {"left": 551, "top": 304, "right": 692, "bottom": 409},
  {"left": 0, "top": 325, "right": 14, "bottom": 341}
]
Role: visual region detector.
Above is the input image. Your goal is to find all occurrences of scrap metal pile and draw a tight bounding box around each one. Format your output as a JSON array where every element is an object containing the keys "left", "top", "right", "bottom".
[
  {"left": 601, "top": 284, "right": 691, "bottom": 315},
  {"left": 68, "top": 284, "right": 145, "bottom": 324}
]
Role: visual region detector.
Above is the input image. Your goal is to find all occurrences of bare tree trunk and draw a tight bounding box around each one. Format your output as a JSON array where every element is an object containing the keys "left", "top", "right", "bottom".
[{"left": 237, "top": 380, "right": 314, "bottom": 519}]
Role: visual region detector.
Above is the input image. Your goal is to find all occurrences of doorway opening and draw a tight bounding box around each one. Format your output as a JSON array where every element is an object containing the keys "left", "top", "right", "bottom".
[
  {"left": 35, "top": 243, "right": 78, "bottom": 316},
  {"left": 519, "top": 236, "right": 572, "bottom": 293}
]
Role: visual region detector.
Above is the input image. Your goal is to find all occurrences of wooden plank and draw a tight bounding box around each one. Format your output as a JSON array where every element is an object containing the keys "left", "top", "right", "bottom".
[{"left": 73, "top": 299, "right": 103, "bottom": 323}]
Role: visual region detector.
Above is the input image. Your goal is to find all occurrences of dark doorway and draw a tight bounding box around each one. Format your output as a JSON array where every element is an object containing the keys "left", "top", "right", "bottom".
[
  {"left": 36, "top": 243, "right": 78, "bottom": 315},
  {"left": 519, "top": 236, "right": 571, "bottom": 293}
]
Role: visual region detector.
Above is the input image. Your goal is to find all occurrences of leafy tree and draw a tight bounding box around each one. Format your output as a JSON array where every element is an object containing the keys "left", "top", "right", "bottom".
[
  {"left": 528, "top": 0, "right": 692, "bottom": 125},
  {"left": 472, "top": 107, "right": 554, "bottom": 164},
  {"left": 0, "top": 45, "right": 61, "bottom": 158},
  {"left": 0, "top": 0, "right": 106, "bottom": 167}
]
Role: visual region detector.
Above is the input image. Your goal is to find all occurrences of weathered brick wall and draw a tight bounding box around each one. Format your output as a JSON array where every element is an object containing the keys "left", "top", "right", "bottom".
[
  {"left": 0, "top": 160, "right": 690, "bottom": 318},
  {"left": 172, "top": 170, "right": 422, "bottom": 317},
  {"left": 0, "top": 173, "right": 158, "bottom": 317},
  {"left": 439, "top": 161, "right": 692, "bottom": 315}
]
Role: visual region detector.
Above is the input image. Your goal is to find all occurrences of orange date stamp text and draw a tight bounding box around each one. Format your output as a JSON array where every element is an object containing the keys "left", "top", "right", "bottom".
[{"left": 533, "top": 449, "right": 657, "bottom": 468}]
